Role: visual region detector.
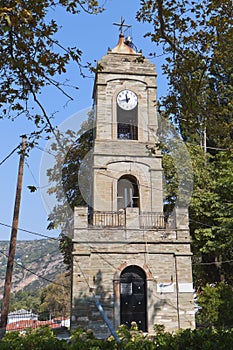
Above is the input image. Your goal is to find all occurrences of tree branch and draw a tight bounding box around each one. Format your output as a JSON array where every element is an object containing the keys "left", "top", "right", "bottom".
[{"left": 157, "top": 0, "right": 187, "bottom": 59}]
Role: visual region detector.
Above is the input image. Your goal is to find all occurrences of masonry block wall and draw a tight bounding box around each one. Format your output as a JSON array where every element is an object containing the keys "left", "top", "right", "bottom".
[
  {"left": 71, "top": 34, "right": 195, "bottom": 337},
  {"left": 72, "top": 207, "right": 195, "bottom": 337}
]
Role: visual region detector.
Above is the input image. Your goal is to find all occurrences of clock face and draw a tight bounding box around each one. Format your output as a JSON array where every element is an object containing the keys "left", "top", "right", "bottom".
[{"left": 117, "top": 90, "right": 138, "bottom": 110}]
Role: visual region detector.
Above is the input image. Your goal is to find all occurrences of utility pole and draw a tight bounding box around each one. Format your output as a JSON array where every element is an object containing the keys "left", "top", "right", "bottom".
[{"left": 0, "top": 137, "right": 26, "bottom": 337}]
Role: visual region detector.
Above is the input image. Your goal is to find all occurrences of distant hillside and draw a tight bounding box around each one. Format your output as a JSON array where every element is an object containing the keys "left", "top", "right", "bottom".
[{"left": 0, "top": 239, "right": 66, "bottom": 295}]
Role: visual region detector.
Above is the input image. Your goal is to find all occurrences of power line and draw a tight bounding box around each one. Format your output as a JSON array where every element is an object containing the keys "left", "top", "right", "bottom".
[
  {"left": 35, "top": 145, "right": 57, "bottom": 157},
  {"left": 0, "top": 222, "right": 59, "bottom": 241},
  {"left": 0, "top": 144, "right": 20, "bottom": 166},
  {"left": 25, "top": 160, "right": 50, "bottom": 190},
  {"left": 86, "top": 240, "right": 233, "bottom": 269},
  {"left": 189, "top": 218, "right": 233, "bottom": 232},
  {"left": 4, "top": 124, "right": 229, "bottom": 248},
  {"left": 1, "top": 207, "right": 230, "bottom": 245},
  {"left": 75, "top": 243, "right": 195, "bottom": 323},
  {"left": 206, "top": 146, "right": 227, "bottom": 151},
  {"left": 25, "top": 160, "right": 39, "bottom": 188},
  {"left": 193, "top": 259, "right": 233, "bottom": 266},
  {"left": 16, "top": 247, "right": 62, "bottom": 265},
  {"left": 0, "top": 249, "right": 68, "bottom": 289}
]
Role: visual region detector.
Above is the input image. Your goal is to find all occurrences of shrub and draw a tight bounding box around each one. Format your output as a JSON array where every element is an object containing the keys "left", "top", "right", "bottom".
[
  {"left": 1, "top": 326, "right": 68, "bottom": 350},
  {"left": 1, "top": 324, "right": 233, "bottom": 349}
]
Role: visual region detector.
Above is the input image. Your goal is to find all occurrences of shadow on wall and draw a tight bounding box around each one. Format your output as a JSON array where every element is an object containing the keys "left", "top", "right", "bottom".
[
  {"left": 72, "top": 266, "right": 175, "bottom": 336},
  {"left": 147, "top": 285, "right": 170, "bottom": 330},
  {"left": 72, "top": 269, "right": 113, "bottom": 337}
]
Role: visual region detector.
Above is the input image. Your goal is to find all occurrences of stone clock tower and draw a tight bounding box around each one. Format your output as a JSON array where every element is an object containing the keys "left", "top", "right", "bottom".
[{"left": 71, "top": 32, "right": 195, "bottom": 337}]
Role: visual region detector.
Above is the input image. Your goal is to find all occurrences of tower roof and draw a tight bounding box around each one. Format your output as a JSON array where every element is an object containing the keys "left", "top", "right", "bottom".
[{"left": 110, "top": 34, "right": 136, "bottom": 54}]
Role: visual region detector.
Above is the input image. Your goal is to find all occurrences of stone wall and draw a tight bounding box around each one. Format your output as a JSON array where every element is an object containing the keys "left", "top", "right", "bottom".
[
  {"left": 71, "top": 37, "right": 195, "bottom": 337},
  {"left": 71, "top": 207, "right": 195, "bottom": 336}
]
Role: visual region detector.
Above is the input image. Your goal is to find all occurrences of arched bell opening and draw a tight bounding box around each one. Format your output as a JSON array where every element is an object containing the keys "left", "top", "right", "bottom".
[{"left": 117, "top": 175, "right": 139, "bottom": 211}]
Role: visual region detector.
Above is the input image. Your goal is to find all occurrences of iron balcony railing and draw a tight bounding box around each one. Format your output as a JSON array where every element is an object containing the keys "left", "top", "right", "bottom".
[
  {"left": 139, "top": 212, "right": 165, "bottom": 229},
  {"left": 89, "top": 210, "right": 126, "bottom": 227},
  {"left": 89, "top": 210, "right": 166, "bottom": 229}
]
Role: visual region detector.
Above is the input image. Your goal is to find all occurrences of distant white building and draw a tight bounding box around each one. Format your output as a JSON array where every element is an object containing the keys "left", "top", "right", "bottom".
[
  {"left": 61, "top": 318, "right": 70, "bottom": 328},
  {"left": 8, "top": 309, "right": 38, "bottom": 324}
]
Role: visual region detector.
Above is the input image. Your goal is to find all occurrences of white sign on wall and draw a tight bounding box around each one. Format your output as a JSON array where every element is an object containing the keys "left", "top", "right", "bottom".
[
  {"left": 157, "top": 283, "right": 174, "bottom": 293},
  {"left": 178, "top": 283, "right": 194, "bottom": 293}
]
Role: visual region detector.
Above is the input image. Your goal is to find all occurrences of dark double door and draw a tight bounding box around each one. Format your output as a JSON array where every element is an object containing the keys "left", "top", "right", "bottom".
[{"left": 120, "top": 266, "right": 147, "bottom": 332}]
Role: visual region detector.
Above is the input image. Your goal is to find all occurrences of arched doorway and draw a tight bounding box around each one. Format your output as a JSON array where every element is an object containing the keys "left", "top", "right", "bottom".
[
  {"left": 120, "top": 265, "right": 147, "bottom": 331},
  {"left": 117, "top": 175, "right": 139, "bottom": 210}
]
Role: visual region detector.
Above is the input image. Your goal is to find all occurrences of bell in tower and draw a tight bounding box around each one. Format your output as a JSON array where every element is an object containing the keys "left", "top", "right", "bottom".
[{"left": 71, "top": 23, "right": 195, "bottom": 337}]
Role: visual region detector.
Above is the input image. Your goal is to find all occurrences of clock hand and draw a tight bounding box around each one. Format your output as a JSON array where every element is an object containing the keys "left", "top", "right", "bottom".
[
  {"left": 120, "top": 97, "right": 130, "bottom": 103},
  {"left": 125, "top": 93, "right": 130, "bottom": 103}
]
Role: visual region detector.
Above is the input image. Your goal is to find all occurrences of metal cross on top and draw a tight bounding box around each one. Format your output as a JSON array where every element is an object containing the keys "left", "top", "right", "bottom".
[{"left": 113, "top": 16, "right": 131, "bottom": 35}]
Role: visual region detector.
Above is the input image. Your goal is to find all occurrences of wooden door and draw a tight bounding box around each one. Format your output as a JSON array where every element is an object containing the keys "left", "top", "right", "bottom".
[{"left": 120, "top": 266, "right": 147, "bottom": 331}]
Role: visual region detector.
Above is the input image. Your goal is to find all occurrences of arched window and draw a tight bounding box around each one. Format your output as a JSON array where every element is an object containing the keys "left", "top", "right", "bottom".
[{"left": 117, "top": 175, "right": 139, "bottom": 210}]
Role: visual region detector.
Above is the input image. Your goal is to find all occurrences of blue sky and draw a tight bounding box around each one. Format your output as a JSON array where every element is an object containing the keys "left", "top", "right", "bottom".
[{"left": 0, "top": 0, "right": 168, "bottom": 241}]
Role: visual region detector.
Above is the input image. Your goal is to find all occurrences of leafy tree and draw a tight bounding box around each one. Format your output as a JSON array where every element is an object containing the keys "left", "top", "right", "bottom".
[
  {"left": 46, "top": 110, "right": 94, "bottom": 269},
  {"left": 8, "top": 289, "right": 41, "bottom": 313},
  {"left": 59, "top": 234, "right": 73, "bottom": 271},
  {"left": 39, "top": 273, "right": 70, "bottom": 319},
  {"left": 189, "top": 148, "right": 233, "bottom": 287},
  {"left": 137, "top": 0, "right": 233, "bottom": 291},
  {"left": 157, "top": 115, "right": 193, "bottom": 214},
  {"left": 196, "top": 282, "right": 233, "bottom": 328},
  {"left": 0, "top": 0, "right": 104, "bottom": 143},
  {"left": 40, "top": 1, "right": 233, "bottom": 314},
  {"left": 137, "top": 0, "right": 233, "bottom": 149}
]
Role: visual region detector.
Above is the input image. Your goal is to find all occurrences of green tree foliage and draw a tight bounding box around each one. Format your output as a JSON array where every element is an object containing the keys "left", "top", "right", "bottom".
[
  {"left": 4, "top": 276, "right": 70, "bottom": 318},
  {"left": 8, "top": 289, "right": 41, "bottom": 313},
  {"left": 157, "top": 115, "right": 194, "bottom": 214},
  {"left": 59, "top": 234, "right": 73, "bottom": 271},
  {"left": 137, "top": 0, "right": 233, "bottom": 149},
  {"left": 137, "top": 0, "right": 233, "bottom": 292},
  {"left": 1, "top": 326, "right": 67, "bottom": 350},
  {"left": 46, "top": 110, "right": 94, "bottom": 269},
  {"left": 61, "top": 112, "right": 94, "bottom": 210},
  {"left": 0, "top": 0, "right": 103, "bottom": 142},
  {"left": 189, "top": 148, "right": 233, "bottom": 286},
  {"left": 2, "top": 324, "right": 233, "bottom": 349},
  {"left": 40, "top": 0, "right": 233, "bottom": 329},
  {"left": 47, "top": 109, "right": 94, "bottom": 220},
  {"left": 136, "top": 3, "right": 233, "bottom": 332},
  {"left": 196, "top": 282, "right": 233, "bottom": 328},
  {"left": 39, "top": 273, "right": 70, "bottom": 319}
]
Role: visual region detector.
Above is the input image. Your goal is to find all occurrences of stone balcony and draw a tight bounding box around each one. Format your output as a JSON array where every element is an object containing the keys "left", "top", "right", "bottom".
[
  {"left": 73, "top": 207, "right": 181, "bottom": 230},
  {"left": 89, "top": 210, "right": 166, "bottom": 229},
  {"left": 73, "top": 206, "right": 190, "bottom": 242}
]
